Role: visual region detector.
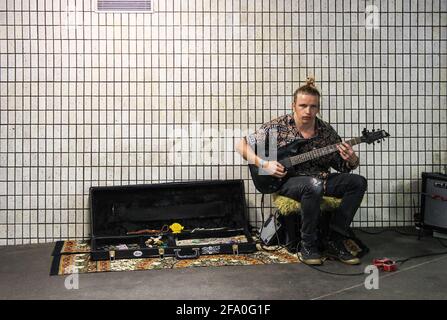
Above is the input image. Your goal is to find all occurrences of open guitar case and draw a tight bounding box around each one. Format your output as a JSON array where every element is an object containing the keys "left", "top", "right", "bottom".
[{"left": 89, "top": 180, "right": 257, "bottom": 261}]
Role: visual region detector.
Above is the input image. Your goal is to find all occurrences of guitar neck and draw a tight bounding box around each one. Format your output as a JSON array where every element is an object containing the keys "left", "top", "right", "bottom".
[{"left": 290, "top": 137, "right": 362, "bottom": 166}]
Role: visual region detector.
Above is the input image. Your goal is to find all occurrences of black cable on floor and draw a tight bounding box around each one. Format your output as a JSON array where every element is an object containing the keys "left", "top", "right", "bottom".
[
  {"left": 300, "top": 250, "right": 447, "bottom": 277},
  {"left": 356, "top": 229, "right": 387, "bottom": 235},
  {"left": 391, "top": 229, "right": 421, "bottom": 237},
  {"left": 260, "top": 193, "right": 265, "bottom": 232},
  {"left": 357, "top": 228, "right": 447, "bottom": 266},
  {"left": 299, "top": 230, "right": 447, "bottom": 276},
  {"left": 357, "top": 228, "right": 419, "bottom": 237},
  {"left": 258, "top": 211, "right": 447, "bottom": 272},
  {"left": 396, "top": 251, "right": 447, "bottom": 267}
]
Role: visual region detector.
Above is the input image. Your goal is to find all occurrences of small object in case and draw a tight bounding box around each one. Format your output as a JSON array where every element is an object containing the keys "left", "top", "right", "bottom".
[
  {"left": 89, "top": 180, "right": 257, "bottom": 260},
  {"left": 169, "top": 223, "right": 184, "bottom": 234}
]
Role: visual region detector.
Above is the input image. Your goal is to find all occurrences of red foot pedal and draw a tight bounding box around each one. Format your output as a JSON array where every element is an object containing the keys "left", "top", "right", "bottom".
[{"left": 373, "top": 258, "right": 398, "bottom": 272}]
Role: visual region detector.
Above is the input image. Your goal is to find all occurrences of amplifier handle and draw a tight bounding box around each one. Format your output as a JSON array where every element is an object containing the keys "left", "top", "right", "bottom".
[{"left": 174, "top": 248, "right": 200, "bottom": 259}]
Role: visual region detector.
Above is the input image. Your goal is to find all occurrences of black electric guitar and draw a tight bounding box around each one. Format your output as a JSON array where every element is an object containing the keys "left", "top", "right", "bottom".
[{"left": 248, "top": 128, "right": 390, "bottom": 194}]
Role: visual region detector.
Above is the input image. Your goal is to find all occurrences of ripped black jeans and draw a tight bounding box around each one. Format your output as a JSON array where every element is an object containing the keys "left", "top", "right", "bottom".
[{"left": 278, "top": 173, "right": 367, "bottom": 244}]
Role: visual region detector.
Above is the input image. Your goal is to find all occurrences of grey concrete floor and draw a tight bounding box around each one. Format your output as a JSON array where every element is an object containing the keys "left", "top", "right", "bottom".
[{"left": 1, "top": 228, "right": 446, "bottom": 300}]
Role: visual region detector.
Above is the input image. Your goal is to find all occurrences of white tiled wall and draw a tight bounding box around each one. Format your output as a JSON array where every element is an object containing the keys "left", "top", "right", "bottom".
[{"left": 0, "top": 0, "right": 446, "bottom": 244}]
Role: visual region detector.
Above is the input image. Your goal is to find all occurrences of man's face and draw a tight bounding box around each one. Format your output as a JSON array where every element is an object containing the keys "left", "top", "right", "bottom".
[{"left": 292, "top": 93, "right": 320, "bottom": 125}]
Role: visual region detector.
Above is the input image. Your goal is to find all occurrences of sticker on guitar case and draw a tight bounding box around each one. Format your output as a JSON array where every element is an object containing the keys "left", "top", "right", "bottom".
[
  {"left": 133, "top": 250, "right": 143, "bottom": 257},
  {"left": 202, "top": 246, "right": 221, "bottom": 255}
]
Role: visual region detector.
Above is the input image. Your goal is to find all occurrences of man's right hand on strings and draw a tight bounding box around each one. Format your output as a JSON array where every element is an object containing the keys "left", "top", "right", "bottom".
[{"left": 260, "top": 160, "right": 287, "bottom": 178}]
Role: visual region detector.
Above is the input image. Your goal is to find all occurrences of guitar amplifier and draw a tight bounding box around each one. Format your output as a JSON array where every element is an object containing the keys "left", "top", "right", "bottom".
[{"left": 421, "top": 172, "right": 447, "bottom": 233}]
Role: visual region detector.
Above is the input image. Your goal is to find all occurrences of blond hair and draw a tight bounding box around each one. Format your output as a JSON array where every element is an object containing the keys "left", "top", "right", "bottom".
[{"left": 293, "top": 76, "right": 320, "bottom": 102}]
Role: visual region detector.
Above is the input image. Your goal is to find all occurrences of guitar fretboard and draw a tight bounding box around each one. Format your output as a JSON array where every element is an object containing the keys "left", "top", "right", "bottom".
[{"left": 290, "top": 137, "right": 362, "bottom": 166}]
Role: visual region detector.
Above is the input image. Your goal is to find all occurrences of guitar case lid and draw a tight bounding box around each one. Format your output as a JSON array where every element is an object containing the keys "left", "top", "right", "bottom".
[{"left": 89, "top": 179, "right": 250, "bottom": 238}]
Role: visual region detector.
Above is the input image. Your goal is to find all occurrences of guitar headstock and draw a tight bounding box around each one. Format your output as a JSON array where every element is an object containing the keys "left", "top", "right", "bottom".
[{"left": 361, "top": 128, "right": 390, "bottom": 144}]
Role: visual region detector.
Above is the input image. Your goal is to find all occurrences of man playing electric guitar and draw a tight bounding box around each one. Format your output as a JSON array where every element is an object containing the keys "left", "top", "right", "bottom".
[{"left": 236, "top": 77, "right": 367, "bottom": 265}]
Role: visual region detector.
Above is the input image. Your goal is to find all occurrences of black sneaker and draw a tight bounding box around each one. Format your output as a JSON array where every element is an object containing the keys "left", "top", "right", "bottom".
[
  {"left": 324, "top": 239, "right": 361, "bottom": 265},
  {"left": 297, "top": 241, "right": 323, "bottom": 265}
]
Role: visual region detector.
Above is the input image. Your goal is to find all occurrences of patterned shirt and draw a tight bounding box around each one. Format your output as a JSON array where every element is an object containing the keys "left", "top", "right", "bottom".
[{"left": 245, "top": 113, "right": 356, "bottom": 180}]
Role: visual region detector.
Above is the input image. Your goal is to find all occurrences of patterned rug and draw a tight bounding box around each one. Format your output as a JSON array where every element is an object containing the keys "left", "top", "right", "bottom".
[{"left": 50, "top": 240, "right": 299, "bottom": 276}]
